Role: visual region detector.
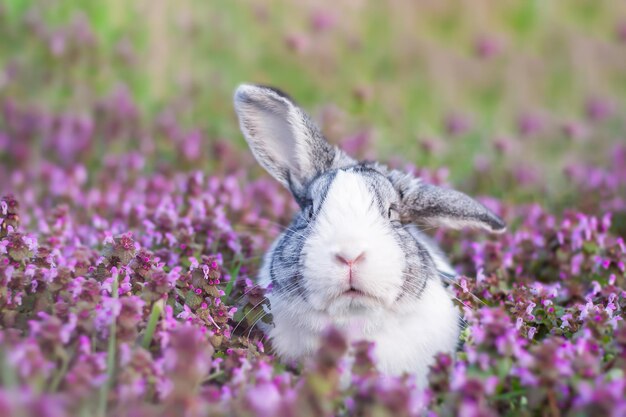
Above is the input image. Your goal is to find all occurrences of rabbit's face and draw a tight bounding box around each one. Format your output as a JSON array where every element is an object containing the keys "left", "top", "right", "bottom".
[{"left": 300, "top": 167, "right": 407, "bottom": 314}]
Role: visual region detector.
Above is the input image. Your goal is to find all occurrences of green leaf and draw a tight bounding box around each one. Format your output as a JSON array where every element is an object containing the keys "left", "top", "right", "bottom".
[
  {"left": 185, "top": 290, "right": 203, "bottom": 310},
  {"left": 222, "top": 260, "right": 241, "bottom": 303}
]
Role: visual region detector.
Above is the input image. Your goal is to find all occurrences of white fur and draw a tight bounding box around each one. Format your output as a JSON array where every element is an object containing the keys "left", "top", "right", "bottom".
[
  {"left": 259, "top": 172, "right": 461, "bottom": 386},
  {"left": 264, "top": 272, "right": 459, "bottom": 387},
  {"left": 303, "top": 171, "right": 405, "bottom": 312}
]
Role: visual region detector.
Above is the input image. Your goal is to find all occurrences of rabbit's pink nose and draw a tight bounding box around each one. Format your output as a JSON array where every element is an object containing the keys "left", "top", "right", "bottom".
[{"left": 334, "top": 251, "right": 365, "bottom": 267}]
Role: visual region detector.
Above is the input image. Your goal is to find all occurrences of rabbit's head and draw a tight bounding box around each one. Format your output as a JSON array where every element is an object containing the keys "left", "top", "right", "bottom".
[{"left": 234, "top": 85, "right": 505, "bottom": 317}]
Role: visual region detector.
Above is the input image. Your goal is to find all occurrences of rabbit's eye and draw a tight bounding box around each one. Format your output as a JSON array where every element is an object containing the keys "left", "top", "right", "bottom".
[
  {"left": 388, "top": 205, "right": 400, "bottom": 222},
  {"left": 305, "top": 200, "right": 314, "bottom": 220}
]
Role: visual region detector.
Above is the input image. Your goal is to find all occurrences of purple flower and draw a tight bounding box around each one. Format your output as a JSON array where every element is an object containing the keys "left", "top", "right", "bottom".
[
  {"left": 310, "top": 10, "right": 337, "bottom": 32},
  {"left": 517, "top": 112, "right": 544, "bottom": 137},
  {"left": 585, "top": 97, "right": 615, "bottom": 122},
  {"left": 445, "top": 112, "right": 473, "bottom": 137},
  {"left": 245, "top": 382, "right": 284, "bottom": 416},
  {"left": 474, "top": 35, "right": 502, "bottom": 59}
]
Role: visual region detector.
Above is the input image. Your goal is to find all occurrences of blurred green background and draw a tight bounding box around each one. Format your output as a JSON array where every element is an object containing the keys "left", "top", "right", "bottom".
[{"left": 1, "top": 0, "right": 625, "bottom": 203}]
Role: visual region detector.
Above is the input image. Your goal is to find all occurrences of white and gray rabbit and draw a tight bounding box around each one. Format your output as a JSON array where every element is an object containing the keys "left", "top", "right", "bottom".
[{"left": 233, "top": 84, "right": 505, "bottom": 386}]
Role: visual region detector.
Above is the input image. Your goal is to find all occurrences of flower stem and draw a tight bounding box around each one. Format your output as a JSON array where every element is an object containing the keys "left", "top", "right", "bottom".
[
  {"left": 0, "top": 349, "right": 17, "bottom": 388},
  {"left": 97, "top": 271, "right": 119, "bottom": 417},
  {"left": 48, "top": 347, "right": 71, "bottom": 392},
  {"left": 141, "top": 299, "right": 164, "bottom": 350}
]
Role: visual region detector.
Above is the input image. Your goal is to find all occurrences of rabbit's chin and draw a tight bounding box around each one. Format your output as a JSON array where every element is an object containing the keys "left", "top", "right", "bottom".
[
  {"left": 298, "top": 274, "right": 407, "bottom": 317},
  {"left": 324, "top": 291, "right": 390, "bottom": 316},
  {"left": 302, "top": 270, "right": 404, "bottom": 315}
]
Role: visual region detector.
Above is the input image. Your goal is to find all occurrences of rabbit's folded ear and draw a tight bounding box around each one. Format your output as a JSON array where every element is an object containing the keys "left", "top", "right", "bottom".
[
  {"left": 387, "top": 170, "right": 506, "bottom": 233},
  {"left": 234, "top": 84, "right": 354, "bottom": 202}
]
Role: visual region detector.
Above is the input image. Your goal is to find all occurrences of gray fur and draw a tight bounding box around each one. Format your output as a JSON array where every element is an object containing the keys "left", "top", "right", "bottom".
[
  {"left": 269, "top": 214, "right": 310, "bottom": 299},
  {"left": 234, "top": 84, "right": 354, "bottom": 205},
  {"left": 385, "top": 168, "right": 506, "bottom": 233}
]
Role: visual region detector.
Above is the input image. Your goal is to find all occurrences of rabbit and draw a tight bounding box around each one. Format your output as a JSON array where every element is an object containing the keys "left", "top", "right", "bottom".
[{"left": 233, "top": 84, "right": 506, "bottom": 386}]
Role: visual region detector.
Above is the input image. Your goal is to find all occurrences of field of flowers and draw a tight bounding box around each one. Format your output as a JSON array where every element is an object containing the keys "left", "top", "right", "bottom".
[{"left": 1, "top": 1, "right": 626, "bottom": 416}]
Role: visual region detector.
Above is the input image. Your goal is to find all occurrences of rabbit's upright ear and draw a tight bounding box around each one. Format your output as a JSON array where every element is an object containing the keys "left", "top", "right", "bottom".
[
  {"left": 234, "top": 84, "right": 354, "bottom": 202},
  {"left": 387, "top": 170, "right": 506, "bottom": 233}
]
